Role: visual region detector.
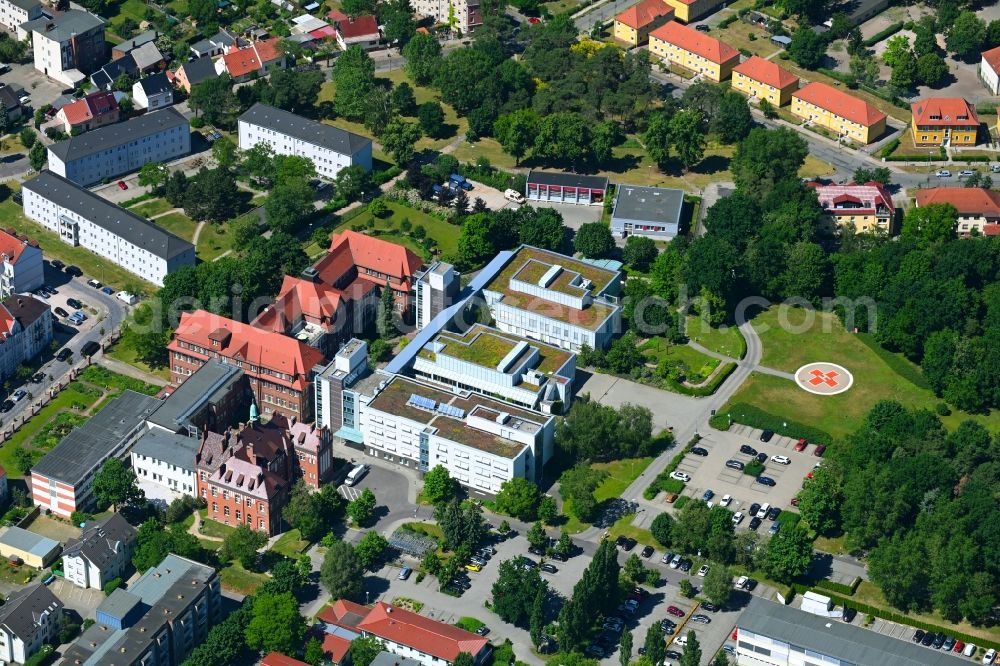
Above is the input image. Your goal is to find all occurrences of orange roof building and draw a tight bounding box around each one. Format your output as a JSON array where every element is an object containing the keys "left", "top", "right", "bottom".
[
  {"left": 0, "top": 228, "right": 43, "bottom": 297},
  {"left": 55, "top": 91, "right": 119, "bottom": 133},
  {"left": 648, "top": 21, "right": 739, "bottom": 82},
  {"left": 216, "top": 37, "right": 285, "bottom": 81},
  {"left": 732, "top": 55, "right": 799, "bottom": 107},
  {"left": 808, "top": 181, "right": 895, "bottom": 234},
  {"left": 613, "top": 0, "right": 674, "bottom": 46},
  {"left": 791, "top": 82, "right": 887, "bottom": 144},
  {"left": 979, "top": 45, "right": 1000, "bottom": 95},
  {"left": 915, "top": 187, "right": 1000, "bottom": 237},
  {"left": 910, "top": 97, "right": 980, "bottom": 147}
]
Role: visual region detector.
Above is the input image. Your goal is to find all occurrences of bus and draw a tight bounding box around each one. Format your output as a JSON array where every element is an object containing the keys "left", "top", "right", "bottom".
[{"left": 345, "top": 464, "right": 369, "bottom": 487}]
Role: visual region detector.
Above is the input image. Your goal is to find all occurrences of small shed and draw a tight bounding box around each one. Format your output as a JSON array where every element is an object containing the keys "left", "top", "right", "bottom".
[
  {"left": 525, "top": 170, "right": 608, "bottom": 205},
  {"left": 0, "top": 526, "right": 60, "bottom": 568},
  {"left": 771, "top": 35, "right": 792, "bottom": 47}
]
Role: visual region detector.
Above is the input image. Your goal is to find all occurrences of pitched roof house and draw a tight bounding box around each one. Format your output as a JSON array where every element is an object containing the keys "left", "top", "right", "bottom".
[
  {"left": 613, "top": 0, "right": 674, "bottom": 46},
  {"left": 54, "top": 91, "right": 119, "bottom": 133},
  {"left": 62, "top": 513, "right": 137, "bottom": 590},
  {"left": 915, "top": 187, "right": 1000, "bottom": 237},
  {"left": 0, "top": 583, "right": 62, "bottom": 665},
  {"left": 215, "top": 37, "right": 285, "bottom": 81}
]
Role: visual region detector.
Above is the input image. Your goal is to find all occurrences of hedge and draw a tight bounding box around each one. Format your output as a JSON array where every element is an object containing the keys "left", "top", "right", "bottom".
[
  {"left": 718, "top": 14, "right": 738, "bottom": 27},
  {"left": 878, "top": 138, "right": 900, "bottom": 158},
  {"left": 673, "top": 495, "right": 691, "bottom": 509},
  {"left": 713, "top": 403, "right": 833, "bottom": 444},
  {"left": 643, "top": 442, "right": 695, "bottom": 499},
  {"left": 862, "top": 21, "right": 903, "bottom": 46},
  {"left": 814, "top": 577, "right": 862, "bottom": 596},
  {"left": 662, "top": 363, "right": 737, "bottom": 397},
  {"left": 776, "top": 510, "right": 801, "bottom": 529},
  {"left": 855, "top": 333, "right": 930, "bottom": 389},
  {"left": 458, "top": 163, "right": 527, "bottom": 193}
]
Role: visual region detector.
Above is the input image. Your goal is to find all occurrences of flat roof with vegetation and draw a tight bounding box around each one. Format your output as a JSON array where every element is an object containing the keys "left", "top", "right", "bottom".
[{"left": 420, "top": 324, "right": 572, "bottom": 375}]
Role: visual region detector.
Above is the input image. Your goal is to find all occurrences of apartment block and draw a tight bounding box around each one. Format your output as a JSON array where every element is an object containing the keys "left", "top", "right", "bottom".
[
  {"left": 62, "top": 513, "right": 136, "bottom": 590},
  {"left": 412, "top": 323, "right": 575, "bottom": 413},
  {"left": 481, "top": 245, "right": 623, "bottom": 352},
  {"left": 732, "top": 55, "right": 799, "bottom": 107},
  {"left": 649, "top": 20, "right": 739, "bottom": 82},
  {"left": 239, "top": 103, "right": 372, "bottom": 180},
  {"left": 46, "top": 107, "right": 190, "bottom": 186},
  {"left": 131, "top": 429, "right": 201, "bottom": 507},
  {"left": 914, "top": 187, "right": 1000, "bottom": 237},
  {"left": 147, "top": 359, "right": 250, "bottom": 438},
  {"left": 361, "top": 375, "right": 555, "bottom": 491},
  {"left": 980, "top": 45, "right": 1000, "bottom": 95},
  {"left": 0, "top": 229, "right": 43, "bottom": 298},
  {"left": 910, "top": 97, "right": 979, "bottom": 147},
  {"left": 410, "top": 0, "right": 481, "bottom": 34},
  {"left": 809, "top": 181, "right": 895, "bottom": 234},
  {"left": 22, "top": 10, "right": 106, "bottom": 86},
  {"left": 313, "top": 339, "right": 384, "bottom": 445},
  {"left": 791, "top": 82, "right": 887, "bottom": 144},
  {"left": 62, "top": 554, "right": 221, "bottom": 666},
  {"left": 30, "top": 391, "right": 161, "bottom": 517},
  {"left": 613, "top": 0, "right": 673, "bottom": 46},
  {"left": 0, "top": 295, "right": 52, "bottom": 381},
  {"left": 0, "top": 0, "right": 40, "bottom": 34},
  {"left": 663, "top": 0, "right": 723, "bottom": 22},
  {"left": 21, "top": 171, "right": 195, "bottom": 286},
  {"left": 0, "top": 584, "right": 61, "bottom": 665}
]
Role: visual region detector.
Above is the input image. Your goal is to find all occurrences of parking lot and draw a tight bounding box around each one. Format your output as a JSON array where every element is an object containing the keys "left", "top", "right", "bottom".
[{"left": 673, "top": 425, "right": 822, "bottom": 517}]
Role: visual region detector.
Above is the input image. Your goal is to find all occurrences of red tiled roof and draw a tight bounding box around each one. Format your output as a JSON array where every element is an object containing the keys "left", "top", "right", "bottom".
[
  {"left": 793, "top": 82, "right": 887, "bottom": 127},
  {"left": 810, "top": 182, "right": 894, "bottom": 215},
  {"left": 357, "top": 602, "right": 489, "bottom": 663},
  {"left": 982, "top": 45, "right": 1000, "bottom": 75},
  {"left": 984, "top": 223, "right": 1000, "bottom": 236},
  {"left": 254, "top": 37, "right": 283, "bottom": 63},
  {"left": 85, "top": 91, "right": 118, "bottom": 116},
  {"left": 251, "top": 275, "right": 345, "bottom": 333},
  {"left": 262, "top": 653, "right": 310, "bottom": 666},
  {"left": 733, "top": 55, "right": 798, "bottom": 90},
  {"left": 911, "top": 97, "right": 979, "bottom": 127},
  {"left": 337, "top": 15, "right": 379, "bottom": 39},
  {"left": 310, "top": 25, "right": 338, "bottom": 39},
  {"left": 168, "top": 310, "right": 325, "bottom": 390},
  {"left": 316, "top": 230, "right": 423, "bottom": 291},
  {"left": 59, "top": 98, "right": 93, "bottom": 126},
  {"left": 649, "top": 20, "right": 738, "bottom": 65},
  {"left": 322, "top": 633, "right": 351, "bottom": 664},
  {"left": 319, "top": 599, "right": 370, "bottom": 627},
  {"left": 615, "top": 0, "right": 673, "bottom": 30},
  {"left": 0, "top": 229, "right": 38, "bottom": 266},
  {"left": 915, "top": 187, "right": 1000, "bottom": 216},
  {"left": 222, "top": 38, "right": 283, "bottom": 77}
]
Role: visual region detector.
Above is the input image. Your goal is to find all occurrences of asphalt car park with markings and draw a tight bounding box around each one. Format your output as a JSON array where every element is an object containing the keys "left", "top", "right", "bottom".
[{"left": 672, "top": 426, "right": 822, "bottom": 518}]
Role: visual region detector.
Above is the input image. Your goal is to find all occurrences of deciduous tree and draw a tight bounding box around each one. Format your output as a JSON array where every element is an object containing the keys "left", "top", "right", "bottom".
[{"left": 320, "top": 540, "right": 364, "bottom": 601}]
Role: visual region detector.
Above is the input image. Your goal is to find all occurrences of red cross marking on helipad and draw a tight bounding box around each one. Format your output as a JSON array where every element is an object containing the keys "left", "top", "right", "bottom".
[{"left": 809, "top": 369, "right": 840, "bottom": 387}]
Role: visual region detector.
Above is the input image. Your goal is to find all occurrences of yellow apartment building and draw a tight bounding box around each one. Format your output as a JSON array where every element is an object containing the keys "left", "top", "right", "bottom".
[
  {"left": 791, "top": 82, "right": 887, "bottom": 144},
  {"left": 648, "top": 20, "right": 739, "bottom": 83},
  {"left": 731, "top": 55, "right": 799, "bottom": 107}
]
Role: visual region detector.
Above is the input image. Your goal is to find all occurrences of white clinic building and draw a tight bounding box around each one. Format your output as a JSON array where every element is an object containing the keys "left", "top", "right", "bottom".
[
  {"left": 130, "top": 429, "right": 199, "bottom": 507},
  {"left": 360, "top": 375, "right": 555, "bottom": 492},
  {"left": 46, "top": 107, "right": 191, "bottom": 187},
  {"left": 21, "top": 171, "right": 195, "bottom": 286},
  {"left": 238, "top": 102, "right": 372, "bottom": 179}
]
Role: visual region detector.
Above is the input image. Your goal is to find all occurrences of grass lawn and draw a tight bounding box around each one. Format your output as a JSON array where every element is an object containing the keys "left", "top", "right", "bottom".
[
  {"left": 306, "top": 201, "right": 455, "bottom": 261},
  {"left": 154, "top": 212, "right": 198, "bottom": 242},
  {"left": 401, "top": 521, "right": 444, "bottom": 542},
  {"left": 605, "top": 513, "right": 657, "bottom": 549},
  {"left": 719, "top": 307, "right": 1000, "bottom": 441},
  {"left": 684, "top": 316, "right": 746, "bottom": 359},
  {"left": 219, "top": 562, "right": 269, "bottom": 595},
  {"left": 196, "top": 220, "right": 237, "bottom": 261},
  {"left": 108, "top": 0, "right": 149, "bottom": 29},
  {"left": 455, "top": 616, "right": 486, "bottom": 632},
  {"left": 271, "top": 529, "right": 310, "bottom": 558},
  {"left": 104, "top": 335, "right": 172, "bottom": 381},
  {"left": 812, "top": 533, "right": 850, "bottom": 556},
  {"left": 380, "top": 70, "right": 468, "bottom": 152},
  {"left": 129, "top": 198, "right": 176, "bottom": 218},
  {"left": 0, "top": 135, "right": 26, "bottom": 156},
  {"left": 451, "top": 138, "right": 517, "bottom": 170},
  {"left": 711, "top": 21, "right": 781, "bottom": 58},
  {"left": 0, "top": 188, "right": 153, "bottom": 293},
  {"left": 640, "top": 337, "right": 719, "bottom": 378},
  {"left": 197, "top": 510, "right": 238, "bottom": 539},
  {"left": 562, "top": 457, "right": 654, "bottom": 533}
]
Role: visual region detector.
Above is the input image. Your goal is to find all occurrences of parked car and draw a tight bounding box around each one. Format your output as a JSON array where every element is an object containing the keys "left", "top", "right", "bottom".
[
  {"left": 661, "top": 551, "right": 673, "bottom": 564},
  {"left": 794, "top": 438, "right": 808, "bottom": 451},
  {"left": 102, "top": 287, "right": 114, "bottom": 295},
  {"left": 65, "top": 265, "right": 82, "bottom": 277},
  {"left": 622, "top": 538, "right": 637, "bottom": 552},
  {"left": 540, "top": 563, "right": 558, "bottom": 574},
  {"left": 54, "top": 307, "right": 68, "bottom": 318},
  {"left": 935, "top": 170, "right": 951, "bottom": 177},
  {"left": 766, "top": 506, "right": 782, "bottom": 521},
  {"left": 771, "top": 454, "right": 791, "bottom": 465},
  {"left": 725, "top": 459, "right": 744, "bottom": 470},
  {"left": 679, "top": 559, "right": 692, "bottom": 572},
  {"left": 720, "top": 494, "right": 732, "bottom": 507},
  {"left": 504, "top": 189, "right": 526, "bottom": 204},
  {"left": 958, "top": 170, "right": 975, "bottom": 177},
  {"left": 932, "top": 633, "right": 946, "bottom": 649},
  {"left": 767, "top": 522, "right": 781, "bottom": 536},
  {"left": 983, "top": 648, "right": 997, "bottom": 663},
  {"left": 66, "top": 297, "right": 82, "bottom": 309},
  {"left": 669, "top": 554, "right": 682, "bottom": 569},
  {"left": 1, "top": 400, "right": 13, "bottom": 412},
  {"left": 690, "top": 446, "right": 708, "bottom": 456},
  {"left": 740, "top": 445, "right": 758, "bottom": 456},
  {"left": 464, "top": 562, "right": 482, "bottom": 572},
  {"left": 665, "top": 650, "right": 682, "bottom": 660},
  {"left": 759, "top": 430, "right": 774, "bottom": 442},
  {"left": 749, "top": 502, "right": 761, "bottom": 516},
  {"left": 10, "top": 389, "right": 26, "bottom": 402},
  {"left": 757, "top": 476, "right": 776, "bottom": 487},
  {"left": 755, "top": 452, "right": 768, "bottom": 464},
  {"left": 697, "top": 564, "right": 710, "bottom": 577},
  {"left": 691, "top": 614, "right": 711, "bottom": 624},
  {"left": 749, "top": 517, "right": 762, "bottom": 530},
  {"left": 702, "top": 489, "right": 714, "bottom": 501},
  {"left": 476, "top": 626, "right": 490, "bottom": 636},
  {"left": 398, "top": 566, "right": 412, "bottom": 580},
  {"left": 666, "top": 606, "right": 685, "bottom": 618},
  {"left": 31, "top": 373, "right": 44, "bottom": 383},
  {"left": 921, "top": 632, "right": 935, "bottom": 646},
  {"left": 87, "top": 279, "right": 102, "bottom": 289},
  {"left": 953, "top": 640, "right": 965, "bottom": 654},
  {"left": 732, "top": 511, "right": 744, "bottom": 525},
  {"left": 695, "top": 23, "right": 710, "bottom": 31},
  {"left": 842, "top": 608, "right": 857, "bottom": 623},
  {"left": 670, "top": 471, "right": 690, "bottom": 482},
  {"left": 942, "top": 637, "right": 955, "bottom": 651},
  {"left": 814, "top": 444, "right": 827, "bottom": 457},
  {"left": 641, "top": 546, "right": 654, "bottom": 559},
  {"left": 700, "top": 603, "right": 719, "bottom": 612},
  {"left": 963, "top": 643, "right": 977, "bottom": 657},
  {"left": 55, "top": 348, "right": 71, "bottom": 362},
  {"left": 117, "top": 180, "right": 128, "bottom": 190}
]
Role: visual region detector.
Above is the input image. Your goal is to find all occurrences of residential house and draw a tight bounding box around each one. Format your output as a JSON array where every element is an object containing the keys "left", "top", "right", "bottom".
[
  {"left": 0, "top": 295, "right": 52, "bottom": 382},
  {"left": 0, "top": 85, "right": 26, "bottom": 123},
  {"left": 613, "top": 0, "right": 673, "bottom": 46},
  {"left": 0, "top": 0, "right": 40, "bottom": 34},
  {"left": 334, "top": 15, "right": 380, "bottom": 50},
  {"left": 910, "top": 97, "right": 980, "bottom": 147},
  {"left": 480, "top": 245, "right": 623, "bottom": 351},
  {"left": 809, "top": 181, "right": 895, "bottom": 234},
  {"left": 791, "top": 82, "right": 887, "bottom": 144},
  {"left": 320, "top": 600, "right": 491, "bottom": 666},
  {"left": 237, "top": 103, "right": 373, "bottom": 180},
  {"left": 662, "top": 0, "right": 723, "bottom": 22},
  {"left": 648, "top": 20, "right": 738, "bottom": 82},
  {"left": 0, "top": 527, "right": 60, "bottom": 568},
  {"left": 62, "top": 513, "right": 136, "bottom": 590},
  {"left": 128, "top": 40, "right": 167, "bottom": 74},
  {"left": 132, "top": 72, "right": 174, "bottom": 110},
  {"left": 61, "top": 554, "right": 221, "bottom": 666},
  {"left": 215, "top": 37, "right": 285, "bottom": 82},
  {"left": 111, "top": 29, "right": 159, "bottom": 59},
  {"left": 22, "top": 170, "right": 196, "bottom": 285},
  {"left": 167, "top": 309, "right": 326, "bottom": 421},
  {"left": 0, "top": 228, "right": 44, "bottom": 298},
  {"left": 54, "top": 91, "right": 120, "bottom": 134},
  {"left": 45, "top": 107, "right": 191, "bottom": 186},
  {"left": 980, "top": 44, "right": 1000, "bottom": 94},
  {"left": 29, "top": 391, "right": 161, "bottom": 517},
  {"left": 0, "top": 584, "right": 62, "bottom": 665},
  {"left": 914, "top": 187, "right": 1000, "bottom": 237},
  {"left": 408, "top": 0, "right": 481, "bottom": 35},
  {"left": 190, "top": 28, "right": 239, "bottom": 58},
  {"left": 731, "top": 55, "right": 799, "bottom": 106},
  {"left": 174, "top": 55, "right": 220, "bottom": 93},
  {"left": 313, "top": 229, "right": 424, "bottom": 320},
  {"left": 90, "top": 53, "right": 139, "bottom": 91},
  {"left": 609, "top": 184, "right": 685, "bottom": 239},
  {"left": 22, "top": 10, "right": 107, "bottom": 87}
]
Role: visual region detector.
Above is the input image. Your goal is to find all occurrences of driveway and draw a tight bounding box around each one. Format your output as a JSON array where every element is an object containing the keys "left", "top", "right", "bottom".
[{"left": 48, "top": 577, "right": 105, "bottom": 620}]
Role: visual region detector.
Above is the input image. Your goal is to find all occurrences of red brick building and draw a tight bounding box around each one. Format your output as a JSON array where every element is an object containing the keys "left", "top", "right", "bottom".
[
  {"left": 314, "top": 230, "right": 424, "bottom": 322},
  {"left": 168, "top": 310, "right": 326, "bottom": 422}
]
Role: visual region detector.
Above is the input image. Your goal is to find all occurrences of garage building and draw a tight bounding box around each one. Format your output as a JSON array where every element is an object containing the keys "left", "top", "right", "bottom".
[
  {"left": 0, "top": 526, "right": 60, "bottom": 568},
  {"left": 610, "top": 184, "right": 685, "bottom": 239},
  {"left": 525, "top": 171, "right": 608, "bottom": 205}
]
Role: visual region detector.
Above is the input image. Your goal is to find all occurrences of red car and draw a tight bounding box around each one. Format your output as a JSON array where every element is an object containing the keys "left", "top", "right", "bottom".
[
  {"left": 814, "top": 444, "right": 827, "bottom": 457},
  {"left": 953, "top": 641, "right": 965, "bottom": 653},
  {"left": 527, "top": 16, "right": 540, "bottom": 23},
  {"left": 794, "top": 438, "right": 808, "bottom": 452},
  {"left": 666, "top": 606, "right": 685, "bottom": 618},
  {"left": 117, "top": 180, "right": 128, "bottom": 190}
]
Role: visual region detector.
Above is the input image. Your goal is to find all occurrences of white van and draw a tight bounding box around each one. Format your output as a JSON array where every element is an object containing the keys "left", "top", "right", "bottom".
[
  {"left": 755, "top": 503, "right": 770, "bottom": 519},
  {"left": 345, "top": 464, "right": 369, "bottom": 486},
  {"left": 117, "top": 291, "right": 138, "bottom": 305},
  {"left": 504, "top": 189, "right": 526, "bottom": 204}
]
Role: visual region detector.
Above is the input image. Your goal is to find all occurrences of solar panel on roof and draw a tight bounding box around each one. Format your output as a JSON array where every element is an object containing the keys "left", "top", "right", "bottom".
[
  {"left": 437, "top": 404, "right": 465, "bottom": 418},
  {"left": 407, "top": 394, "right": 437, "bottom": 410}
]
